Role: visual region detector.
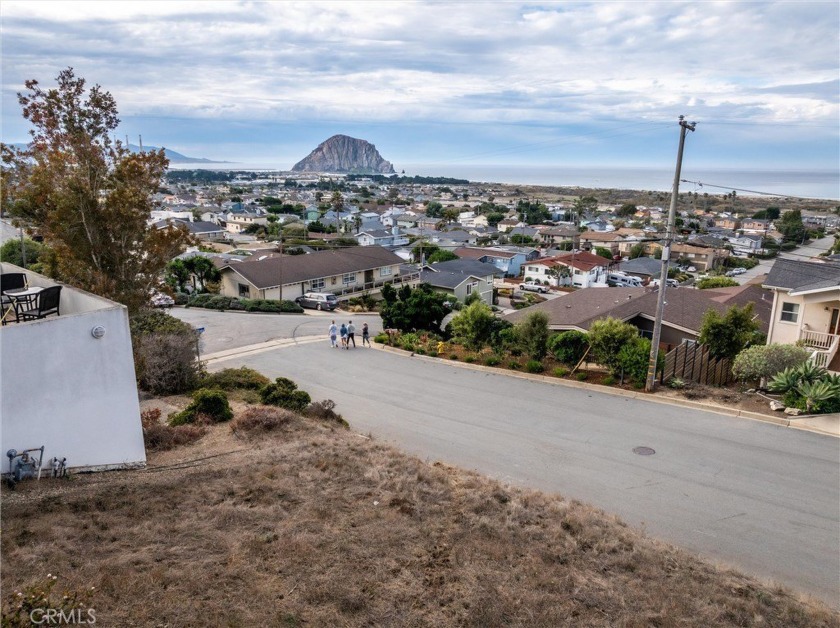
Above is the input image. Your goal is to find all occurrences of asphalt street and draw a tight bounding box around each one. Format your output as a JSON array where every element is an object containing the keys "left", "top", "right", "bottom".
[{"left": 176, "top": 307, "right": 840, "bottom": 607}]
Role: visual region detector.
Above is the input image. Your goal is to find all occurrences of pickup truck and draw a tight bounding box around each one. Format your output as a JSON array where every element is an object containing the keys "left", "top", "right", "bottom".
[{"left": 519, "top": 283, "right": 548, "bottom": 294}]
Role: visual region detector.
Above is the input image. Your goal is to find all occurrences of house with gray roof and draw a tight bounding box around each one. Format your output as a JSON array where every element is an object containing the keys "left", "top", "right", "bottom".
[
  {"left": 217, "top": 245, "right": 419, "bottom": 302},
  {"left": 763, "top": 258, "right": 840, "bottom": 371},
  {"left": 419, "top": 259, "right": 503, "bottom": 306}
]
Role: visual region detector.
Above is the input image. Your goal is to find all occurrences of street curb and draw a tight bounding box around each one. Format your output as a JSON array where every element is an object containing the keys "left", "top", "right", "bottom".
[{"left": 373, "top": 343, "right": 835, "bottom": 437}]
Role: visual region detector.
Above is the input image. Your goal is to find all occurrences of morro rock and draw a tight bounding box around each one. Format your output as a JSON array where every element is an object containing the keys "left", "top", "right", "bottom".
[{"left": 292, "top": 135, "right": 395, "bottom": 174}]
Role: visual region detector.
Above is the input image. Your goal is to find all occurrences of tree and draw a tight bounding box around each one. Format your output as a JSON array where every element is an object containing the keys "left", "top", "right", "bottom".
[
  {"left": 450, "top": 301, "right": 497, "bottom": 350},
  {"left": 616, "top": 203, "right": 637, "bottom": 218},
  {"left": 514, "top": 311, "right": 550, "bottom": 360},
  {"left": 777, "top": 209, "right": 806, "bottom": 243},
  {"left": 573, "top": 195, "right": 598, "bottom": 218},
  {"left": 485, "top": 212, "right": 505, "bottom": 227},
  {"left": 330, "top": 191, "right": 345, "bottom": 213},
  {"left": 594, "top": 246, "right": 613, "bottom": 259},
  {"left": 427, "top": 249, "right": 458, "bottom": 263},
  {"left": 426, "top": 201, "right": 444, "bottom": 218},
  {"left": 698, "top": 303, "right": 761, "bottom": 360},
  {"left": 165, "top": 258, "right": 191, "bottom": 293},
  {"left": 379, "top": 283, "right": 448, "bottom": 332},
  {"left": 628, "top": 243, "right": 646, "bottom": 259},
  {"left": 588, "top": 317, "right": 639, "bottom": 374},
  {"left": 183, "top": 256, "right": 221, "bottom": 292},
  {"left": 0, "top": 236, "right": 49, "bottom": 272},
  {"left": 2, "top": 68, "right": 191, "bottom": 311},
  {"left": 545, "top": 264, "right": 570, "bottom": 287}
]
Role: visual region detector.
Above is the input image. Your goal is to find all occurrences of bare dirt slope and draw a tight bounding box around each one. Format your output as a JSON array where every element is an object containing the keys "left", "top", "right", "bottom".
[{"left": 2, "top": 405, "right": 837, "bottom": 627}]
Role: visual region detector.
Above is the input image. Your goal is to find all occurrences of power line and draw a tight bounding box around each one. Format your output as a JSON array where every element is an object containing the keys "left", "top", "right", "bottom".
[{"left": 680, "top": 179, "right": 839, "bottom": 202}]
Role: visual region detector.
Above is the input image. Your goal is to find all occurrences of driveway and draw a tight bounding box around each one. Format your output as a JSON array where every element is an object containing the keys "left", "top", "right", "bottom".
[{"left": 182, "top": 309, "right": 840, "bottom": 607}]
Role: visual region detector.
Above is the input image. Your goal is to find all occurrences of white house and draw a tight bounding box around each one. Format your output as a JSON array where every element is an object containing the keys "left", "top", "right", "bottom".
[
  {"left": 523, "top": 251, "right": 610, "bottom": 288},
  {"left": 1, "top": 265, "right": 146, "bottom": 473},
  {"left": 356, "top": 227, "right": 409, "bottom": 247}
]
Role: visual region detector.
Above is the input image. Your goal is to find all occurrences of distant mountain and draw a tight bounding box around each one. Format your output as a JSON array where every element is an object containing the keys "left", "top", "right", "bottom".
[
  {"left": 292, "top": 135, "right": 395, "bottom": 174},
  {"left": 126, "top": 144, "right": 226, "bottom": 164},
  {"left": 8, "top": 141, "right": 224, "bottom": 164}
]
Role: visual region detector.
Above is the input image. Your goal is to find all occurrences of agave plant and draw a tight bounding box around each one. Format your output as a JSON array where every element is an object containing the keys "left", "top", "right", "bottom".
[
  {"left": 796, "top": 361, "right": 827, "bottom": 385},
  {"left": 796, "top": 380, "right": 838, "bottom": 414},
  {"left": 768, "top": 367, "right": 801, "bottom": 393}
]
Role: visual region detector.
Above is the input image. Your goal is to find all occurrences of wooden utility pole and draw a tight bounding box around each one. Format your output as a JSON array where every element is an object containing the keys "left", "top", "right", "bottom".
[{"left": 645, "top": 116, "right": 696, "bottom": 392}]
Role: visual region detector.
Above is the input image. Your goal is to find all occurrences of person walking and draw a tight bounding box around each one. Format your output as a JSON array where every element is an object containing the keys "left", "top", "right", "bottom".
[
  {"left": 328, "top": 320, "right": 338, "bottom": 348},
  {"left": 347, "top": 320, "right": 356, "bottom": 348},
  {"left": 361, "top": 322, "right": 371, "bottom": 347},
  {"left": 339, "top": 322, "right": 348, "bottom": 349}
]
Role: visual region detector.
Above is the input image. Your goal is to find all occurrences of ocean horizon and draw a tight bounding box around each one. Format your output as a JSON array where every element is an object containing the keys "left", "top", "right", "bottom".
[{"left": 169, "top": 162, "right": 840, "bottom": 201}]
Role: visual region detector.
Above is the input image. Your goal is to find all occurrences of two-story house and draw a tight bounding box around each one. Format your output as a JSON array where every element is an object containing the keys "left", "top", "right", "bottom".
[{"left": 523, "top": 251, "right": 610, "bottom": 288}]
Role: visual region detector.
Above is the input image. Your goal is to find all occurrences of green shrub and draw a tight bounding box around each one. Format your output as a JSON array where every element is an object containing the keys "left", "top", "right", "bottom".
[
  {"left": 464, "top": 355, "right": 475, "bottom": 363},
  {"left": 450, "top": 301, "right": 497, "bottom": 351},
  {"left": 525, "top": 360, "right": 544, "bottom": 373},
  {"left": 575, "top": 371, "right": 588, "bottom": 381},
  {"left": 553, "top": 367, "right": 569, "bottom": 378},
  {"left": 199, "top": 367, "right": 270, "bottom": 391},
  {"left": 602, "top": 375, "right": 616, "bottom": 386},
  {"left": 667, "top": 377, "right": 686, "bottom": 389},
  {"left": 170, "top": 388, "right": 233, "bottom": 425},
  {"left": 696, "top": 276, "right": 739, "bottom": 290},
  {"left": 508, "top": 361, "right": 521, "bottom": 370},
  {"left": 515, "top": 311, "right": 550, "bottom": 360},
  {"left": 450, "top": 354, "right": 459, "bottom": 360},
  {"left": 485, "top": 356, "right": 501, "bottom": 366},
  {"left": 373, "top": 333, "right": 389, "bottom": 344},
  {"left": 189, "top": 295, "right": 302, "bottom": 313},
  {"left": 616, "top": 336, "right": 658, "bottom": 384},
  {"left": 174, "top": 292, "right": 190, "bottom": 305},
  {"left": 306, "top": 399, "right": 349, "bottom": 428},
  {"left": 588, "top": 317, "right": 639, "bottom": 374},
  {"left": 732, "top": 344, "right": 810, "bottom": 384},
  {"left": 416, "top": 347, "right": 427, "bottom": 355},
  {"left": 259, "top": 377, "right": 312, "bottom": 413},
  {"left": 130, "top": 309, "right": 200, "bottom": 395},
  {"left": 547, "top": 330, "right": 590, "bottom": 365}
]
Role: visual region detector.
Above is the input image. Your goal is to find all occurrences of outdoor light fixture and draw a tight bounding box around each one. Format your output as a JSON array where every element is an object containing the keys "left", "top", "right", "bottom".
[{"left": 91, "top": 325, "right": 106, "bottom": 339}]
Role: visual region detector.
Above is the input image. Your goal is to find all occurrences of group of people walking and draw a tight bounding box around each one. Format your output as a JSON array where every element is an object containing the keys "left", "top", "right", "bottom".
[{"left": 328, "top": 320, "right": 370, "bottom": 349}]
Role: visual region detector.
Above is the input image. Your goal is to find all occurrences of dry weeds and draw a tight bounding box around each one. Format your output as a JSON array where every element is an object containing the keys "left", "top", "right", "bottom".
[{"left": 2, "top": 408, "right": 837, "bottom": 627}]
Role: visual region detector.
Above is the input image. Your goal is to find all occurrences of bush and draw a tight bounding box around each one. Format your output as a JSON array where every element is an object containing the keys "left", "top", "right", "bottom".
[
  {"left": 373, "top": 333, "right": 389, "bottom": 344},
  {"left": 732, "top": 344, "right": 810, "bottom": 384},
  {"left": 588, "top": 317, "right": 639, "bottom": 374},
  {"left": 199, "top": 367, "right": 270, "bottom": 391},
  {"left": 602, "top": 375, "right": 616, "bottom": 386},
  {"left": 699, "top": 303, "right": 761, "bottom": 360},
  {"left": 170, "top": 388, "right": 233, "bottom": 426},
  {"left": 188, "top": 294, "right": 302, "bottom": 313},
  {"left": 485, "top": 356, "right": 501, "bottom": 366},
  {"left": 667, "top": 377, "right": 686, "bottom": 389},
  {"left": 142, "top": 408, "right": 206, "bottom": 451},
  {"left": 696, "top": 276, "right": 739, "bottom": 289},
  {"left": 174, "top": 292, "right": 190, "bottom": 305},
  {"left": 553, "top": 367, "right": 569, "bottom": 378},
  {"left": 464, "top": 355, "right": 475, "bottom": 363},
  {"left": 575, "top": 371, "right": 588, "bottom": 381},
  {"left": 450, "top": 301, "right": 498, "bottom": 350},
  {"left": 130, "top": 309, "right": 200, "bottom": 395},
  {"left": 547, "top": 330, "right": 590, "bottom": 365},
  {"left": 450, "top": 354, "right": 459, "bottom": 360},
  {"left": 515, "top": 311, "right": 550, "bottom": 360},
  {"left": 525, "top": 360, "right": 544, "bottom": 373},
  {"left": 260, "top": 377, "right": 312, "bottom": 413},
  {"left": 231, "top": 406, "right": 295, "bottom": 433},
  {"left": 306, "top": 399, "right": 349, "bottom": 427},
  {"left": 508, "top": 361, "right": 520, "bottom": 370},
  {"left": 616, "top": 336, "right": 658, "bottom": 384}
]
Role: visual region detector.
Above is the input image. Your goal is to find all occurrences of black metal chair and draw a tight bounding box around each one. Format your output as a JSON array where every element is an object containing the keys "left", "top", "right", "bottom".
[
  {"left": 1, "top": 273, "right": 28, "bottom": 325},
  {"left": 18, "top": 285, "right": 61, "bottom": 321}
]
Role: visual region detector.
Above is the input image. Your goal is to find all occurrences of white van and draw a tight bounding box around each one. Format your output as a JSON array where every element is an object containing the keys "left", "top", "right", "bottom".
[{"left": 608, "top": 272, "right": 643, "bottom": 287}]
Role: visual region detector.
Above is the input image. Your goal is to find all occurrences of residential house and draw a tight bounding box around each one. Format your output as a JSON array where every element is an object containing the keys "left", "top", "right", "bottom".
[
  {"left": 453, "top": 246, "right": 528, "bottom": 277},
  {"left": 669, "top": 243, "right": 729, "bottom": 270},
  {"left": 728, "top": 233, "right": 764, "bottom": 257},
  {"left": 356, "top": 227, "right": 410, "bottom": 248},
  {"left": 458, "top": 211, "right": 489, "bottom": 228},
  {"left": 1, "top": 264, "right": 146, "bottom": 472},
  {"left": 523, "top": 251, "right": 610, "bottom": 288},
  {"left": 741, "top": 218, "right": 772, "bottom": 233},
  {"left": 579, "top": 231, "right": 625, "bottom": 256},
  {"left": 763, "top": 258, "right": 840, "bottom": 371},
  {"left": 419, "top": 259, "right": 503, "bottom": 306},
  {"left": 505, "top": 283, "right": 771, "bottom": 352},
  {"left": 539, "top": 226, "right": 580, "bottom": 249},
  {"left": 715, "top": 216, "right": 741, "bottom": 230},
  {"left": 218, "top": 245, "right": 418, "bottom": 301},
  {"left": 497, "top": 218, "right": 523, "bottom": 233},
  {"left": 222, "top": 212, "right": 268, "bottom": 234},
  {"left": 618, "top": 256, "right": 676, "bottom": 281}
]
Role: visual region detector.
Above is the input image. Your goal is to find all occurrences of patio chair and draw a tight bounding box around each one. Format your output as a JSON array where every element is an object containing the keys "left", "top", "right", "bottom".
[
  {"left": 18, "top": 285, "right": 61, "bottom": 321},
  {"left": 1, "top": 273, "right": 28, "bottom": 325}
]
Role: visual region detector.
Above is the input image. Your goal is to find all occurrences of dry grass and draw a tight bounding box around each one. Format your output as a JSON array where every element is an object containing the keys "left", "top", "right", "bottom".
[{"left": 2, "top": 407, "right": 837, "bottom": 627}]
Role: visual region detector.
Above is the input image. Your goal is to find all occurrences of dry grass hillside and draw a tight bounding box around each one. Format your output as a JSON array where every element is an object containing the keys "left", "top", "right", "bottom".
[{"left": 2, "top": 400, "right": 837, "bottom": 627}]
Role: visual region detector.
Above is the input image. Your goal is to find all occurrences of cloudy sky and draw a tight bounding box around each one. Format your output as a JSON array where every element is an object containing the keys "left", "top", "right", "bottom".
[{"left": 2, "top": 1, "right": 838, "bottom": 175}]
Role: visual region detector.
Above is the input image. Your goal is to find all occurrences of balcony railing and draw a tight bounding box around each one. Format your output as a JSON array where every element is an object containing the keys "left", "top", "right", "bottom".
[
  {"left": 333, "top": 272, "right": 421, "bottom": 299},
  {"left": 801, "top": 330, "right": 840, "bottom": 370}
]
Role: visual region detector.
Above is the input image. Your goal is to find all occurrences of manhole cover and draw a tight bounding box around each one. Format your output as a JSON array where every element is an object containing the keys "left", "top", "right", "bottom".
[{"left": 633, "top": 446, "right": 656, "bottom": 456}]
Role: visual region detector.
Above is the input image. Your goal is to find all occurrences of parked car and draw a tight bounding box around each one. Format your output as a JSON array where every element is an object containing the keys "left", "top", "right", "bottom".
[
  {"left": 519, "top": 283, "right": 548, "bottom": 294},
  {"left": 295, "top": 292, "right": 339, "bottom": 311}
]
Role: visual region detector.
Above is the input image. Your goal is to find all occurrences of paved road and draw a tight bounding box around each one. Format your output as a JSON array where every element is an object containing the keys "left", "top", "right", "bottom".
[
  {"left": 736, "top": 234, "right": 836, "bottom": 285},
  {"left": 181, "top": 308, "right": 839, "bottom": 607}
]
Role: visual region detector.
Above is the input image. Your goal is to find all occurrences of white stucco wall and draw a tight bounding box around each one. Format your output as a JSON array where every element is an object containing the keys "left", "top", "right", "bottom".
[{"left": 1, "top": 274, "right": 145, "bottom": 473}]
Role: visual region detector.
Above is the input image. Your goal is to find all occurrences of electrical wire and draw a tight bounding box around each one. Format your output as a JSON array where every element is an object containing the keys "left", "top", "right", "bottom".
[{"left": 680, "top": 179, "right": 839, "bottom": 202}]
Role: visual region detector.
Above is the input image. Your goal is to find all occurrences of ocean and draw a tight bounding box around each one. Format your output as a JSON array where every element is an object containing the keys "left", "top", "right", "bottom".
[{"left": 169, "top": 162, "right": 839, "bottom": 201}]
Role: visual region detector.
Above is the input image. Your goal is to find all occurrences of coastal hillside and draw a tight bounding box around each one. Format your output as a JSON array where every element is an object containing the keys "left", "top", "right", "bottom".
[
  {"left": 1, "top": 395, "right": 834, "bottom": 626},
  {"left": 292, "top": 134, "right": 395, "bottom": 174}
]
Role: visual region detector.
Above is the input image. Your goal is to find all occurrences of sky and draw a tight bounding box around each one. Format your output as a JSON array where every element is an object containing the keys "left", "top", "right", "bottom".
[{"left": 1, "top": 1, "right": 838, "bottom": 176}]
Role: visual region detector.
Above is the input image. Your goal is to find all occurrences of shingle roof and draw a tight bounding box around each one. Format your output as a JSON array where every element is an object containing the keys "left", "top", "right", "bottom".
[
  {"left": 420, "top": 269, "right": 483, "bottom": 289},
  {"left": 763, "top": 258, "right": 840, "bottom": 294},
  {"left": 424, "top": 259, "right": 503, "bottom": 277},
  {"left": 454, "top": 247, "right": 518, "bottom": 260},
  {"left": 220, "top": 245, "right": 404, "bottom": 289},
  {"left": 619, "top": 257, "right": 675, "bottom": 277}
]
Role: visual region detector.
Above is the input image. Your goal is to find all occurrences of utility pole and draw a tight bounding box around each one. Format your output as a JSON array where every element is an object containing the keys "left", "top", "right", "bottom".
[{"left": 645, "top": 116, "right": 696, "bottom": 392}]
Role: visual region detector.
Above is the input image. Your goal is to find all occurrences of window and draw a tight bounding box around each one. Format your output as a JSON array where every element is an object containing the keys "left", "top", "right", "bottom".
[
  {"left": 466, "top": 281, "right": 478, "bottom": 295},
  {"left": 780, "top": 302, "right": 799, "bottom": 323},
  {"left": 238, "top": 283, "right": 250, "bottom": 298},
  {"left": 380, "top": 266, "right": 392, "bottom": 277},
  {"left": 311, "top": 278, "right": 325, "bottom": 290},
  {"left": 343, "top": 272, "right": 356, "bottom": 285}
]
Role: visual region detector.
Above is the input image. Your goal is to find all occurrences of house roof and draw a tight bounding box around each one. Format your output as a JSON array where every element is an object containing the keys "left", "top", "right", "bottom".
[
  {"left": 454, "top": 247, "right": 518, "bottom": 260},
  {"left": 420, "top": 269, "right": 483, "bottom": 290},
  {"left": 220, "top": 245, "right": 404, "bottom": 289},
  {"left": 763, "top": 258, "right": 840, "bottom": 295},
  {"left": 504, "top": 284, "right": 771, "bottom": 334},
  {"left": 618, "top": 256, "right": 674, "bottom": 277},
  {"left": 579, "top": 231, "right": 624, "bottom": 242},
  {"left": 423, "top": 259, "right": 504, "bottom": 277}
]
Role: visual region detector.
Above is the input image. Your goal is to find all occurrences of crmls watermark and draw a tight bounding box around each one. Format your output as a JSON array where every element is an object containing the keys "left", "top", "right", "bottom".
[{"left": 29, "top": 608, "right": 96, "bottom": 625}]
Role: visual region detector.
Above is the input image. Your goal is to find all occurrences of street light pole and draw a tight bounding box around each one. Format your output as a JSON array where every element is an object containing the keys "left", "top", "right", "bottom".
[{"left": 645, "top": 115, "right": 696, "bottom": 392}]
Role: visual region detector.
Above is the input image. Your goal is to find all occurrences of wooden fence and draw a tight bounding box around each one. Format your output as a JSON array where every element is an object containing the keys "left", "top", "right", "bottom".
[{"left": 661, "top": 343, "right": 733, "bottom": 386}]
